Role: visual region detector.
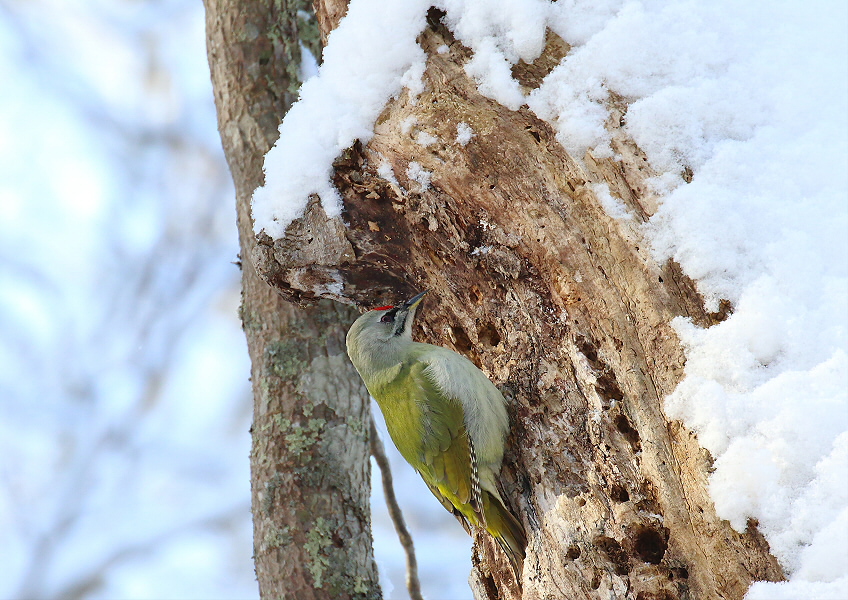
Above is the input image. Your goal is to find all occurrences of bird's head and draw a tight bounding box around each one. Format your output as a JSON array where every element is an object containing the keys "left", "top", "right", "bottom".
[{"left": 346, "top": 291, "right": 428, "bottom": 367}]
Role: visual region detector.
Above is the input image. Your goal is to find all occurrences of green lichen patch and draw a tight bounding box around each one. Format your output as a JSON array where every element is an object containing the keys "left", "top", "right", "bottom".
[
  {"left": 265, "top": 338, "right": 307, "bottom": 380},
  {"left": 304, "top": 517, "right": 332, "bottom": 588},
  {"left": 265, "top": 525, "right": 293, "bottom": 550},
  {"left": 284, "top": 418, "right": 326, "bottom": 455}
]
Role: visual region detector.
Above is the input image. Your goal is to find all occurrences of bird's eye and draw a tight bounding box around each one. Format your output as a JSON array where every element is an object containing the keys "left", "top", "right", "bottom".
[{"left": 380, "top": 312, "right": 394, "bottom": 323}]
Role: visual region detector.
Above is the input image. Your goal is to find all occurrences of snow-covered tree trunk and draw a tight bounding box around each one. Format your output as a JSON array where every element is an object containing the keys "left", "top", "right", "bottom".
[
  {"left": 244, "top": 5, "right": 786, "bottom": 600},
  {"left": 204, "top": 1, "right": 380, "bottom": 598}
]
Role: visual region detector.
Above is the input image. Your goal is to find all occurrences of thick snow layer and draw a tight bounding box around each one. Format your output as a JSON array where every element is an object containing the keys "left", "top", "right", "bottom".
[
  {"left": 252, "top": 0, "right": 430, "bottom": 237},
  {"left": 548, "top": 3, "right": 848, "bottom": 596},
  {"left": 546, "top": 5, "right": 848, "bottom": 597},
  {"left": 254, "top": 0, "right": 848, "bottom": 596},
  {"left": 253, "top": 0, "right": 556, "bottom": 237}
]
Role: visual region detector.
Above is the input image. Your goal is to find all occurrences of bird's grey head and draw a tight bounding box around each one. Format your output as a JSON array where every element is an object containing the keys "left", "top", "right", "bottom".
[{"left": 346, "top": 291, "right": 428, "bottom": 368}]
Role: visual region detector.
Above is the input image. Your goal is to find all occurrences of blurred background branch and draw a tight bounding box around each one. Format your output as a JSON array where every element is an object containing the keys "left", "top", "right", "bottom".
[
  {"left": 0, "top": 1, "right": 254, "bottom": 597},
  {"left": 0, "top": 1, "right": 469, "bottom": 597}
]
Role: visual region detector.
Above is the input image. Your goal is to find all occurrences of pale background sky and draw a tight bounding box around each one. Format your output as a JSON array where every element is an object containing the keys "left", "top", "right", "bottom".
[{"left": 0, "top": 0, "right": 467, "bottom": 598}]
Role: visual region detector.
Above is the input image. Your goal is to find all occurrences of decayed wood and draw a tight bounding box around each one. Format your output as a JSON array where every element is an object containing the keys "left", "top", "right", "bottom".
[
  {"left": 204, "top": 1, "right": 380, "bottom": 598},
  {"left": 252, "top": 7, "right": 784, "bottom": 600}
]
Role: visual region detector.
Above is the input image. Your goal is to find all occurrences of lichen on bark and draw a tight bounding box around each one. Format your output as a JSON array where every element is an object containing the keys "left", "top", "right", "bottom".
[{"left": 204, "top": 0, "right": 382, "bottom": 597}]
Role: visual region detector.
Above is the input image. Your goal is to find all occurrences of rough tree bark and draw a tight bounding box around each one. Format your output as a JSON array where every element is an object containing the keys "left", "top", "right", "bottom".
[
  {"left": 245, "top": 4, "right": 786, "bottom": 600},
  {"left": 204, "top": 1, "right": 380, "bottom": 598}
]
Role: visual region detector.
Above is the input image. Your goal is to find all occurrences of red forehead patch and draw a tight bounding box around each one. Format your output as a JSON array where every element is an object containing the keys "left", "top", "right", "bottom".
[{"left": 372, "top": 305, "right": 394, "bottom": 311}]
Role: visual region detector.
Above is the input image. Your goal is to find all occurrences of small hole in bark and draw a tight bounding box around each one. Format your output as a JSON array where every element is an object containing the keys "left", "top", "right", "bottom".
[
  {"left": 451, "top": 325, "right": 472, "bottom": 352},
  {"left": 610, "top": 484, "right": 629, "bottom": 503},
  {"left": 577, "top": 497, "right": 586, "bottom": 507},
  {"left": 658, "top": 276, "right": 664, "bottom": 283},
  {"left": 526, "top": 127, "right": 541, "bottom": 143},
  {"left": 478, "top": 322, "right": 501, "bottom": 347},
  {"left": 577, "top": 336, "right": 599, "bottom": 364},
  {"left": 632, "top": 525, "right": 668, "bottom": 564},
  {"left": 595, "top": 536, "right": 630, "bottom": 575},
  {"left": 566, "top": 544, "right": 581, "bottom": 560},
  {"left": 590, "top": 572, "right": 601, "bottom": 589},
  {"left": 614, "top": 414, "right": 640, "bottom": 447},
  {"left": 489, "top": 184, "right": 496, "bottom": 190},
  {"left": 481, "top": 572, "right": 498, "bottom": 599},
  {"left": 595, "top": 372, "right": 624, "bottom": 402},
  {"left": 671, "top": 567, "right": 689, "bottom": 580}
]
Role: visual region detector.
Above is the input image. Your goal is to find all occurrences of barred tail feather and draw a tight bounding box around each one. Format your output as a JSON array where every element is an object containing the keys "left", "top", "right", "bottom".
[{"left": 483, "top": 491, "right": 526, "bottom": 585}]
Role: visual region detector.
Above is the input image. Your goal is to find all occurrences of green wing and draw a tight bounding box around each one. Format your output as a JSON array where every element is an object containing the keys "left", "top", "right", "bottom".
[
  {"left": 373, "top": 360, "right": 484, "bottom": 527},
  {"left": 371, "top": 357, "right": 527, "bottom": 578}
]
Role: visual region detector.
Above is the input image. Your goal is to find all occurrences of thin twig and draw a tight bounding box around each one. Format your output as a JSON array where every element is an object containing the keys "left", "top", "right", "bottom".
[{"left": 370, "top": 417, "right": 424, "bottom": 600}]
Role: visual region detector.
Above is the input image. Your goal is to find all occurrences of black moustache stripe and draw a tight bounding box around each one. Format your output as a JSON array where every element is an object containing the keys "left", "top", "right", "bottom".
[{"left": 393, "top": 312, "right": 407, "bottom": 336}]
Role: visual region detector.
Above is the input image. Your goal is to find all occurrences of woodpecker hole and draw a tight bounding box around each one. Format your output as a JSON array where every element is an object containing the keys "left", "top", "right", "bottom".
[
  {"left": 451, "top": 325, "right": 472, "bottom": 353},
  {"left": 566, "top": 544, "right": 581, "bottom": 560},
  {"left": 614, "top": 414, "right": 641, "bottom": 449},
  {"left": 481, "top": 573, "right": 498, "bottom": 600},
  {"left": 478, "top": 322, "right": 501, "bottom": 347},
  {"left": 610, "top": 484, "right": 630, "bottom": 503},
  {"left": 576, "top": 335, "right": 601, "bottom": 367},
  {"left": 595, "top": 372, "right": 624, "bottom": 403},
  {"left": 630, "top": 525, "right": 668, "bottom": 565}
]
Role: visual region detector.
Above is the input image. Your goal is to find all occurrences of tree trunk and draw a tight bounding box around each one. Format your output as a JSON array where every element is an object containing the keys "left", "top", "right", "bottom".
[
  {"left": 203, "top": 1, "right": 380, "bottom": 598},
  {"left": 248, "top": 6, "right": 785, "bottom": 600}
]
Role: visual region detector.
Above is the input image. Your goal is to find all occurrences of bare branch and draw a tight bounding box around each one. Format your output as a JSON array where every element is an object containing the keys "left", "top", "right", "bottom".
[{"left": 370, "top": 417, "right": 423, "bottom": 600}]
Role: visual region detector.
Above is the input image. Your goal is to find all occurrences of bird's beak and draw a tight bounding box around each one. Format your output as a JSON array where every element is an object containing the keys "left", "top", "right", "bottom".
[
  {"left": 402, "top": 290, "right": 428, "bottom": 310},
  {"left": 390, "top": 291, "right": 427, "bottom": 337}
]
